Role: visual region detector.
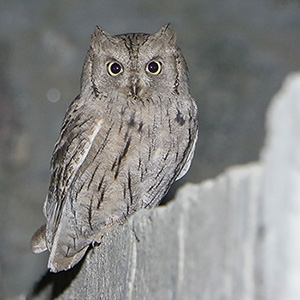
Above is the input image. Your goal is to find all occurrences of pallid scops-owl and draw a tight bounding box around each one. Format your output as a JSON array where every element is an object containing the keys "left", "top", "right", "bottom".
[{"left": 31, "top": 24, "right": 198, "bottom": 272}]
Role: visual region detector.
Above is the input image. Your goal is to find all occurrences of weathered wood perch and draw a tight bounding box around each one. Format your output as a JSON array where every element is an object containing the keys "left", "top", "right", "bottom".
[{"left": 29, "top": 73, "right": 300, "bottom": 300}]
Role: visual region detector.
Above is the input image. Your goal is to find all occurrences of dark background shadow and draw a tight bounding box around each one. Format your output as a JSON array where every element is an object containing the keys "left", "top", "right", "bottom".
[{"left": 27, "top": 249, "right": 89, "bottom": 300}]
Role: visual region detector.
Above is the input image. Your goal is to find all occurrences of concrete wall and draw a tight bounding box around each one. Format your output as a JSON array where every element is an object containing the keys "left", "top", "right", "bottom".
[{"left": 28, "top": 74, "right": 300, "bottom": 300}]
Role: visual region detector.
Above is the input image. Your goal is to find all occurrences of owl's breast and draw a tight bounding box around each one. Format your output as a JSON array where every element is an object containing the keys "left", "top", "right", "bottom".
[{"left": 61, "top": 95, "right": 195, "bottom": 240}]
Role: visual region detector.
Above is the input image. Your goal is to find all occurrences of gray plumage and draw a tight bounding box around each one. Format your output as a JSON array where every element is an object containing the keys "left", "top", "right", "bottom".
[{"left": 31, "top": 24, "right": 198, "bottom": 272}]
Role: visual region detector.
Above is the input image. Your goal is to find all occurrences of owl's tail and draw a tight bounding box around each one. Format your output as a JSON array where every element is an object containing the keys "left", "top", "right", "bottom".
[
  {"left": 47, "top": 243, "right": 88, "bottom": 273},
  {"left": 31, "top": 224, "right": 47, "bottom": 253}
]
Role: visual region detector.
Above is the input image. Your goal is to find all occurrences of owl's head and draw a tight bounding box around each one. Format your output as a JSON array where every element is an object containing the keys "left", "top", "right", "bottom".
[{"left": 81, "top": 24, "right": 189, "bottom": 101}]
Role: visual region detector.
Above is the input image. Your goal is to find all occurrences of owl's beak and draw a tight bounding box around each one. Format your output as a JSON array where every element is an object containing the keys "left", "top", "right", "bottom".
[
  {"left": 131, "top": 84, "right": 138, "bottom": 97},
  {"left": 129, "top": 77, "right": 141, "bottom": 99}
]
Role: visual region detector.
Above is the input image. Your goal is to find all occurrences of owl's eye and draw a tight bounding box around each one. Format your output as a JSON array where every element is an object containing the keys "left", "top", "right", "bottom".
[
  {"left": 107, "top": 61, "right": 123, "bottom": 76},
  {"left": 146, "top": 60, "right": 162, "bottom": 75}
]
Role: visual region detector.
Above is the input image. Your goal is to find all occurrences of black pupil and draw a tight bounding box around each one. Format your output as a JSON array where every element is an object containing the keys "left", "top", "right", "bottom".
[
  {"left": 110, "top": 62, "right": 121, "bottom": 74},
  {"left": 148, "top": 61, "right": 159, "bottom": 73}
]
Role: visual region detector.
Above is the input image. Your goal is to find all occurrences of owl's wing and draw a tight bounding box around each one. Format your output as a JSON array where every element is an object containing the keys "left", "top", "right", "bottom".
[
  {"left": 43, "top": 96, "right": 104, "bottom": 272},
  {"left": 175, "top": 131, "right": 198, "bottom": 181},
  {"left": 175, "top": 101, "right": 199, "bottom": 181}
]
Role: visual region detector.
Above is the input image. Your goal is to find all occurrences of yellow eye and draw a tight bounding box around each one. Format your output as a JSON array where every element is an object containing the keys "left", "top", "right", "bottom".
[
  {"left": 107, "top": 61, "right": 123, "bottom": 76},
  {"left": 146, "top": 60, "right": 162, "bottom": 75}
]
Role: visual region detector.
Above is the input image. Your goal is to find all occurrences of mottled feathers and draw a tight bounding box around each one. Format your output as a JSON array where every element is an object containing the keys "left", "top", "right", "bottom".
[{"left": 31, "top": 24, "right": 198, "bottom": 272}]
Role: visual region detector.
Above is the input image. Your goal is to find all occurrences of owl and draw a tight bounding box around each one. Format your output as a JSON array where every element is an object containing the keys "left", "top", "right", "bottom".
[{"left": 31, "top": 24, "right": 198, "bottom": 272}]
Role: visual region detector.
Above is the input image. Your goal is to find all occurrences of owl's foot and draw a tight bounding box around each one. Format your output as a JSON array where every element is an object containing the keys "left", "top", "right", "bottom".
[{"left": 93, "top": 222, "right": 116, "bottom": 244}]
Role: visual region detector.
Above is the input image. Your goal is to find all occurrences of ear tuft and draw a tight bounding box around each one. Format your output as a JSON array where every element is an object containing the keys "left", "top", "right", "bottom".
[
  {"left": 155, "top": 23, "right": 177, "bottom": 46},
  {"left": 91, "top": 26, "right": 112, "bottom": 50}
]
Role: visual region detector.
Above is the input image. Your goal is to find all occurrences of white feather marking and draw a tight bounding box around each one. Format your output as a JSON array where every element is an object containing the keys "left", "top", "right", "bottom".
[{"left": 73, "top": 119, "right": 104, "bottom": 175}]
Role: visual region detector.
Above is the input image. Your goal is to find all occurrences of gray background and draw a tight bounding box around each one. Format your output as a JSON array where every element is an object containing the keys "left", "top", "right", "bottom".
[{"left": 0, "top": 0, "right": 300, "bottom": 298}]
